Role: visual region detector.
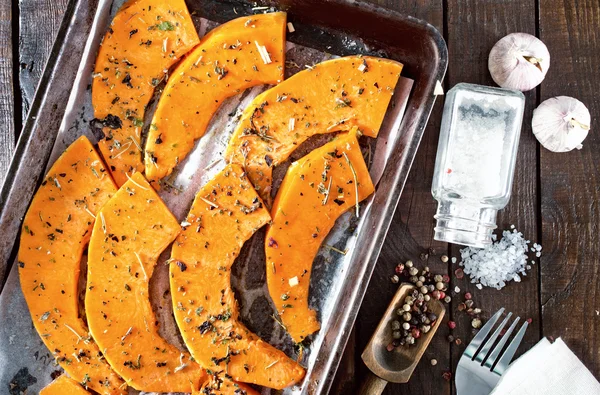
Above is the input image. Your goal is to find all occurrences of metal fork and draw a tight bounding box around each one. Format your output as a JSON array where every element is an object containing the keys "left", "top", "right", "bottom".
[{"left": 455, "top": 308, "right": 529, "bottom": 395}]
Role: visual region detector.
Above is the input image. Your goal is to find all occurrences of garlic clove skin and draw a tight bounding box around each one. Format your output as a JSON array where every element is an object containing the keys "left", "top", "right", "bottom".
[
  {"left": 489, "top": 33, "right": 550, "bottom": 92},
  {"left": 532, "top": 96, "right": 591, "bottom": 152}
]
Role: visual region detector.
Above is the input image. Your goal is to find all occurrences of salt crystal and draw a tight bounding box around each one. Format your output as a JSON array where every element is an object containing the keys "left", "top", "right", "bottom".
[
  {"left": 451, "top": 257, "right": 457, "bottom": 263},
  {"left": 443, "top": 103, "right": 507, "bottom": 198},
  {"left": 434, "top": 80, "right": 444, "bottom": 96},
  {"left": 458, "top": 227, "right": 540, "bottom": 290}
]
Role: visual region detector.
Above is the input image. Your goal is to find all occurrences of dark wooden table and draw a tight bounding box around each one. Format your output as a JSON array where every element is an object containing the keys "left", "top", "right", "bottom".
[{"left": 1, "top": 0, "right": 598, "bottom": 394}]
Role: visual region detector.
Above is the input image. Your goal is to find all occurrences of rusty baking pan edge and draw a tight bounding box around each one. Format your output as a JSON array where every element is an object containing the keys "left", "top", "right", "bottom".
[{"left": 0, "top": 0, "right": 447, "bottom": 393}]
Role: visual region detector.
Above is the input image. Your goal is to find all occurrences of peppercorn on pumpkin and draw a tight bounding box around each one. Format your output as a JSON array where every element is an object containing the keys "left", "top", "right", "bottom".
[
  {"left": 225, "top": 56, "right": 401, "bottom": 202},
  {"left": 170, "top": 163, "right": 306, "bottom": 389},
  {"left": 40, "top": 375, "right": 92, "bottom": 395},
  {"left": 85, "top": 172, "right": 254, "bottom": 394},
  {"left": 92, "top": 0, "right": 200, "bottom": 186},
  {"left": 145, "top": 12, "right": 287, "bottom": 188},
  {"left": 18, "top": 136, "right": 125, "bottom": 395},
  {"left": 265, "top": 130, "right": 375, "bottom": 343}
]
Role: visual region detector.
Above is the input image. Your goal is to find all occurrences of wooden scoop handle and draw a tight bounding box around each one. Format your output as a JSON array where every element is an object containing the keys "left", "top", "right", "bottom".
[{"left": 358, "top": 371, "right": 388, "bottom": 395}]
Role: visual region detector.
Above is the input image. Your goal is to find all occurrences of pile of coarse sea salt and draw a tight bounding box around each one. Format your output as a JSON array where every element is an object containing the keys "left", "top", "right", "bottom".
[{"left": 459, "top": 226, "right": 542, "bottom": 290}]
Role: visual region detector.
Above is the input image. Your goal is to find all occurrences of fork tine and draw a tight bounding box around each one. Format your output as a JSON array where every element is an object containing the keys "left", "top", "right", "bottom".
[
  {"left": 473, "top": 312, "right": 512, "bottom": 364},
  {"left": 483, "top": 316, "right": 520, "bottom": 370},
  {"left": 493, "top": 321, "right": 529, "bottom": 375},
  {"left": 463, "top": 308, "right": 504, "bottom": 359}
]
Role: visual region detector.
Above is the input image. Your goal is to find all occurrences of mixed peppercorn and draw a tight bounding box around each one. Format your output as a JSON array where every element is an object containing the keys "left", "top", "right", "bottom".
[
  {"left": 388, "top": 260, "right": 448, "bottom": 348},
  {"left": 388, "top": 255, "right": 487, "bottom": 351}
]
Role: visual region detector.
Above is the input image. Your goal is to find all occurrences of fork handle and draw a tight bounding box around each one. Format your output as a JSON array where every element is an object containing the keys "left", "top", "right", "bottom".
[{"left": 358, "top": 372, "right": 388, "bottom": 395}]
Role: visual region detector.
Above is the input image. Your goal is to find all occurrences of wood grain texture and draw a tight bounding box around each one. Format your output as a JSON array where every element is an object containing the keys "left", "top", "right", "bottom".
[
  {"left": 446, "top": 0, "right": 542, "bottom": 381},
  {"left": 357, "top": 372, "right": 388, "bottom": 395},
  {"left": 349, "top": 1, "right": 449, "bottom": 394},
  {"left": 0, "top": 0, "right": 15, "bottom": 187},
  {"left": 18, "top": 0, "right": 69, "bottom": 120},
  {"left": 539, "top": 0, "right": 600, "bottom": 377}
]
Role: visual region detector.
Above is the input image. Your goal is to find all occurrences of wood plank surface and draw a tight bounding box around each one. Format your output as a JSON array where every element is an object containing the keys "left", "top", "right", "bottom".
[
  {"left": 445, "top": 0, "right": 542, "bottom": 385},
  {"left": 350, "top": 1, "right": 449, "bottom": 394},
  {"left": 539, "top": 0, "right": 600, "bottom": 377},
  {"left": 0, "top": 0, "right": 15, "bottom": 186},
  {"left": 18, "top": 0, "right": 69, "bottom": 120}
]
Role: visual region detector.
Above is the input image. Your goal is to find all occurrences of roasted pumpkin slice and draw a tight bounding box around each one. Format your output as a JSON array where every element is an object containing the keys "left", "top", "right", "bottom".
[
  {"left": 225, "top": 56, "right": 401, "bottom": 201},
  {"left": 40, "top": 375, "right": 91, "bottom": 395},
  {"left": 170, "top": 163, "right": 306, "bottom": 389},
  {"left": 86, "top": 173, "right": 254, "bottom": 394},
  {"left": 145, "top": 12, "right": 287, "bottom": 187},
  {"left": 92, "top": 0, "right": 200, "bottom": 186},
  {"left": 265, "top": 130, "right": 375, "bottom": 343},
  {"left": 18, "top": 136, "right": 125, "bottom": 395}
]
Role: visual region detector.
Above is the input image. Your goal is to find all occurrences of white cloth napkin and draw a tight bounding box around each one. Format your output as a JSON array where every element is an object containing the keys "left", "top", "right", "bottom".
[{"left": 491, "top": 337, "right": 600, "bottom": 394}]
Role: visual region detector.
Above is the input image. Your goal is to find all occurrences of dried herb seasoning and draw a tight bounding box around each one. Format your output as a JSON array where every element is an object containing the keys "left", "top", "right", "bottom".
[
  {"left": 169, "top": 164, "right": 304, "bottom": 389},
  {"left": 17, "top": 136, "right": 123, "bottom": 393}
]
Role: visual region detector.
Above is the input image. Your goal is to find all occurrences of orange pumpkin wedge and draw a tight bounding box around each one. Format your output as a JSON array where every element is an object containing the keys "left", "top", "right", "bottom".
[
  {"left": 145, "top": 12, "right": 287, "bottom": 187},
  {"left": 40, "top": 375, "right": 91, "bottom": 395},
  {"left": 86, "top": 173, "right": 254, "bottom": 394},
  {"left": 265, "top": 130, "right": 375, "bottom": 343},
  {"left": 92, "top": 0, "right": 200, "bottom": 186},
  {"left": 170, "top": 163, "right": 306, "bottom": 389},
  {"left": 225, "top": 56, "right": 401, "bottom": 202},
  {"left": 17, "top": 136, "right": 125, "bottom": 395}
]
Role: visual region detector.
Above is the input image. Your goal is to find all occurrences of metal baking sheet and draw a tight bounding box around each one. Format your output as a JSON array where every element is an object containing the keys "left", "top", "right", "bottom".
[{"left": 0, "top": 0, "right": 447, "bottom": 394}]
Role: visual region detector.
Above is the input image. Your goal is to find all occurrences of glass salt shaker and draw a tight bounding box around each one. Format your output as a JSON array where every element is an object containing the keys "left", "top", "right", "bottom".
[{"left": 431, "top": 83, "right": 525, "bottom": 248}]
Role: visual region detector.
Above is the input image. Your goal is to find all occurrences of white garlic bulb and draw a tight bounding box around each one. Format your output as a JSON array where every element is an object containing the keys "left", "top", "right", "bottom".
[
  {"left": 532, "top": 96, "right": 591, "bottom": 152},
  {"left": 489, "top": 33, "right": 550, "bottom": 92}
]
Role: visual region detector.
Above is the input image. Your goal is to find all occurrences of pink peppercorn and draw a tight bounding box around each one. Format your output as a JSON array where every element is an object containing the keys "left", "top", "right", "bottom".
[
  {"left": 387, "top": 343, "right": 395, "bottom": 352},
  {"left": 412, "top": 328, "right": 421, "bottom": 339},
  {"left": 442, "top": 274, "right": 450, "bottom": 283},
  {"left": 465, "top": 292, "right": 472, "bottom": 300},
  {"left": 454, "top": 268, "right": 464, "bottom": 279},
  {"left": 527, "top": 318, "right": 533, "bottom": 324},
  {"left": 448, "top": 321, "right": 456, "bottom": 329},
  {"left": 442, "top": 371, "right": 452, "bottom": 381}
]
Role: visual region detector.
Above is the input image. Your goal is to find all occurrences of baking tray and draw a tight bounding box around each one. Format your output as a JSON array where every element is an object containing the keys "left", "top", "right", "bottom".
[{"left": 0, "top": 0, "right": 446, "bottom": 394}]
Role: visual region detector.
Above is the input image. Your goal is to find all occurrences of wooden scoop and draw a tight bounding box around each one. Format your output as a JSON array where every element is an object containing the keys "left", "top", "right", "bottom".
[{"left": 359, "top": 283, "right": 446, "bottom": 394}]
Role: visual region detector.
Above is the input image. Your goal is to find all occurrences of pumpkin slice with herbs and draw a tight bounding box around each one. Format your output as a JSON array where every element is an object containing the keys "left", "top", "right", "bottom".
[
  {"left": 225, "top": 55, "right": 401, "bottom": 202},
  {"left": 40, "top": 375, "right": 92, "bottom": 395},
  {"left": 18, "top": 136, "right": 125, "bottom": 395},
  {"left": 170, "top": 163, "right": 306, "bottom": 389},
  {"left": 145, "top": 12, "right": 286, "bottom": 188},
  {"left": 92, "top": 0, "right": 200, "bottom": 186},
  {"left": 86, "top": 173, "right": 254, "bottom": 394},
  {"left": 266, "top": 130, "right": 375, "bottom": 343}
]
